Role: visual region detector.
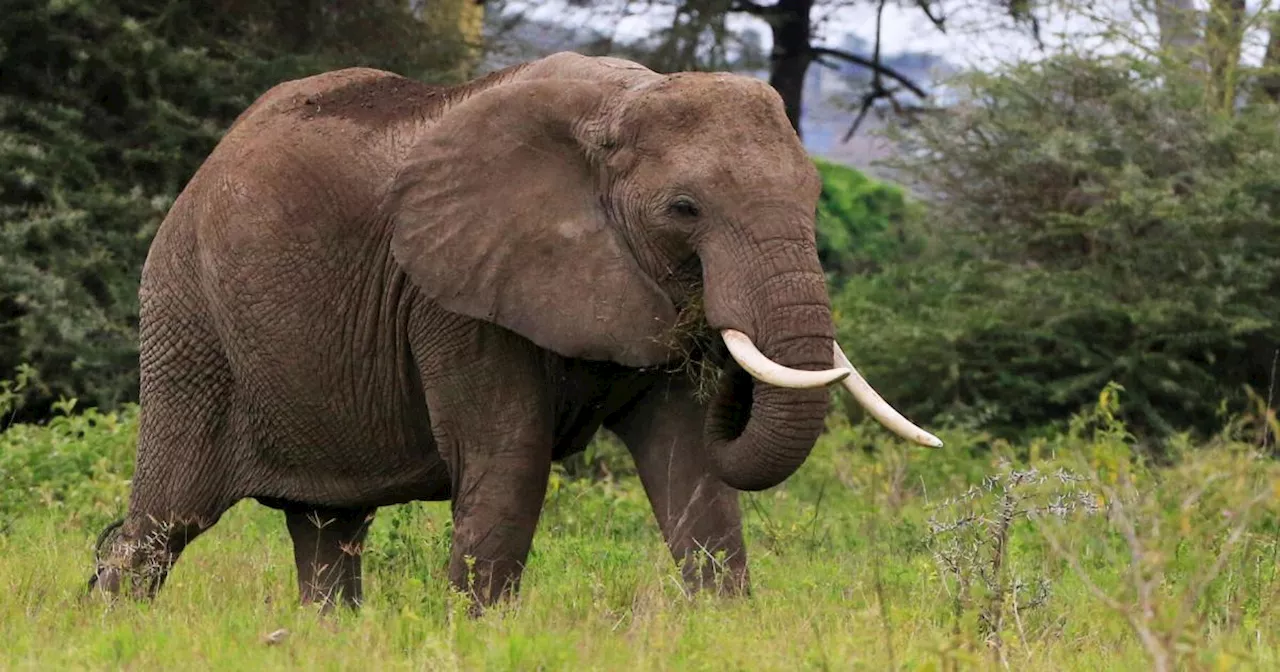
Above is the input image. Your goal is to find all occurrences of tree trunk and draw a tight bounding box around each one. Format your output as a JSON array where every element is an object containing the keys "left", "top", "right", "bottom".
[
  {"left": 1256, "top": 13, "right": 1280, "bottom": 103},
  {"left": 1206, "top": 0, "right": 1246, "bottom": 108},
  {"left": 765, "top": 0, "right": 814, "bottom": 138},
  {"left": 1155, "top": 0, "right": 1201, "bottom": 61}
]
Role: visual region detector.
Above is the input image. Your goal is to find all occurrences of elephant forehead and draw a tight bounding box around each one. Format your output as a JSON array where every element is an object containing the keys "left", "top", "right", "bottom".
[
  {"left": 623, "top": 74, "right": 787, "bottom": 132},
  {"left": 619, "top": 80, "right": 808, "bottom": 169},
  {"left": 620, "top": 123, "right": 818, "bottom": 199}
]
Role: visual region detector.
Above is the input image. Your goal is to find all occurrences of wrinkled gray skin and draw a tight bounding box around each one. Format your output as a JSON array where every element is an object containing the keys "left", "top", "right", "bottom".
[{"left": 90, "top": 52, "right": 839, "bottom": 611}]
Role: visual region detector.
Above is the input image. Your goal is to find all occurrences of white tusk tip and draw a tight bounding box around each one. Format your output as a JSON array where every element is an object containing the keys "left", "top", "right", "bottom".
[
  {"left": 917, "top": 433, "right": 944, "bottom": 448},
  {"left": 832, "top": 341, "right": 945, "bottom": 449}
]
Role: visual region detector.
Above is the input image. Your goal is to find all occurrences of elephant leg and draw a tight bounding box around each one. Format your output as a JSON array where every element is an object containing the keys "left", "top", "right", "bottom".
[
  {"left": 414, "top": 321, "right": 554, "bottom": 612},
  {"left": 90, "top": 506, "right": 228, "bottom": 600},
  {"left": 608, "top": 377, "right": 750, "bottom": 596},
  {"left": 285, "top": 506, "right": 375, "bottom": 610},
  {"left": 91, "top": 297, "right": 238, "bottom": 600},
  {"left": 89, "top": 410, "right": 234, "bottom": 600},
  {"left": 447, "top": 444, "right": 552, "bottom": 610}
]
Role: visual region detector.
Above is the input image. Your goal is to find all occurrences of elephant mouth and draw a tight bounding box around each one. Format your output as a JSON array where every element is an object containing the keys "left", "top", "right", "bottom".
[
  {"left": 650, "top": 270, "right": 943, "bottom": 449},
  {"left": 652, "top": 291, "right": 726, "bottom": 402},
  {"left": 707, "top": 360, "right": 754, "bottom": 441}
]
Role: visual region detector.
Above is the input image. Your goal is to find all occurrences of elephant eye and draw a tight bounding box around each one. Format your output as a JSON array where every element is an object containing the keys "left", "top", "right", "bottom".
[{"left": 669, "top": 196, "right": 701, "bottom": 218}]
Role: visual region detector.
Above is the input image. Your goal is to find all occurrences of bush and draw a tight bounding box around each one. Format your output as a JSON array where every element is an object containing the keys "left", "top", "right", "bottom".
[
  {"left": 813, "top": 158, "right": 922, "bottom": 282},
  {"left": 0, "top": 373, "right": 137, "bottom": 531},
  {"left": 0, "top": 0, "right": 477, "bottom": 422},
  {"left": 840, "top": 54, "right": 1280, "bottom": 442}
]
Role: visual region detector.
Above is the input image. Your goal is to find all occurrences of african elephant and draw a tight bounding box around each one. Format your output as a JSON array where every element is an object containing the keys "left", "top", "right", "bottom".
[{"left": 88, "top": 51, "right": 940, "bottom": 610}]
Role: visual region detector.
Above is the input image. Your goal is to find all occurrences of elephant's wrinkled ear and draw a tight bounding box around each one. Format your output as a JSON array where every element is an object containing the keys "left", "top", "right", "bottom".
[{"left": 389, "top": 79, "right": 678, "bottom": 367}]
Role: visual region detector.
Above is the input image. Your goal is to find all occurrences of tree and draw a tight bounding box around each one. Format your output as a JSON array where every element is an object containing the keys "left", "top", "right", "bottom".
[
  {"left": 1155, "top": 0, "right": 1200, "bottom": 59},
  {"left": 856, "top": 51, "right": 1280, "bottom": 441},
  {"left": 0, "top": 0, "right": 477, "bottom": 422},
  {"left": 1258, "top": 13, "right": 1280, "bottom": 103},
  {"left": 550, "top": 0, "right": 1042, "bottom": 138},
  {"left": 1205, "top": 0, "right": 1247, "bottom": 107}
]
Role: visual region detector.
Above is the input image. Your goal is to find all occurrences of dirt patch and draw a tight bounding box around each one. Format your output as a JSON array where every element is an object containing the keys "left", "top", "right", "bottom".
[{"left": 296, "top": 73, "right": 443, "bottom": 127}]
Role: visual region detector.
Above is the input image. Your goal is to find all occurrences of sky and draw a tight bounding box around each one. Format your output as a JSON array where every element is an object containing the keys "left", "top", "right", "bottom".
[
  {"left": 507, "top": 1, "right": 1037, "bottom": 67},
  {"left": 503, "top": 0, "right": 1278, "bottom": 82}
]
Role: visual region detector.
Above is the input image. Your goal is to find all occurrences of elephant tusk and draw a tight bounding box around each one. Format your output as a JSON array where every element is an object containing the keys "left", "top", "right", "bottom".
[
  {"left": 720, "top": 329, "right": 852, "bottom": 389},
  {"left": 832, "top": 343, "right": 944, "bottom": 448}
]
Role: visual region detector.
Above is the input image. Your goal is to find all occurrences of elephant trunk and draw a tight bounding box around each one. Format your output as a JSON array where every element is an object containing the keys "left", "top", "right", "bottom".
[
  {"left": 705, "top": 327, "right": 835, "bottom": 491},
  {"left": 699, "top": 219, "right": 840, "bottom": 492}
]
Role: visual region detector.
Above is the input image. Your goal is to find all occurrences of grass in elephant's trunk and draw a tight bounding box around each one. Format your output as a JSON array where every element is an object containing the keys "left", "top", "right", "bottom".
[{"left": 653, "top": 292, "right": 723, "bottom": 403}]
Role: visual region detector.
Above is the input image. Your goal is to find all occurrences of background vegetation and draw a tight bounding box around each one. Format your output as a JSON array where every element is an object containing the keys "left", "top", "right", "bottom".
[
  {"left": 3, "top": 386, "right": 1278, "bottom": 669},
  {"left": 840, "top": 51, "right": 1280, "bottom": 443},
  {"left": 3, "top": 0, "right": 1280, "bottom": 669},
  {"left": 1, "top": 0, "right": 479, "bottom": 422}
]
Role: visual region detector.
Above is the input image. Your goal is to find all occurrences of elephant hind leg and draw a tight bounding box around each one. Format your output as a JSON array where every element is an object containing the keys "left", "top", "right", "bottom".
[
  {"left": 89, "top": 507, "right": 227, "bottom": 600},
  {"left": 88, "top": 269, "right": 246, "bottom": 601},
  {"left": 285, "top": 506, "right": 375, "bottom": 610}
]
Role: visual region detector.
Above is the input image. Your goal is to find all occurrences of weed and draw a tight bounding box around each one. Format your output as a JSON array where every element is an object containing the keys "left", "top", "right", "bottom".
[{"left": 925, "top": 459, "right": 1099, "bottom": 667}]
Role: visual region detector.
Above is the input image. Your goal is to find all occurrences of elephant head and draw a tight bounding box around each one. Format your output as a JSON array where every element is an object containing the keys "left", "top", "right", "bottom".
[{"left": 389, "top": 52, "right": 939, "bottom": 491}]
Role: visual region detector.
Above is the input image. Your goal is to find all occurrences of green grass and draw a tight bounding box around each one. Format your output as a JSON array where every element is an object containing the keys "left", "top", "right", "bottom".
[{"left": 1, "top": 387, "right": 1278, "bottom": 670}]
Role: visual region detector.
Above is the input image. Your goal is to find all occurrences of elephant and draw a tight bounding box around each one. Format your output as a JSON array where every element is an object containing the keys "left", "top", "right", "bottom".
[{"left": 87, "top": 51, "right": 940, "bottom": 611}]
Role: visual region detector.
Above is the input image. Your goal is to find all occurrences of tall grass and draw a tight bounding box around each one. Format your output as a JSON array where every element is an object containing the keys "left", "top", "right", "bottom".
[{"left": 1, "top": 385, "right": 1276, "bottom": 670}]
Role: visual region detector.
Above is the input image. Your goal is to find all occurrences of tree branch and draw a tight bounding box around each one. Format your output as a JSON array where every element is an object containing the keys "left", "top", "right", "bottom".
[
  {"left": 803, "top": 0, "right": 932, "bottom": 139},
  {"left": 810, "top": 46, "right": 928, "bottom": 99},
  {"left": 914, "top": 0, "right": 947, "bottom": 32},
  {"left": 730, "top": 0, "right": 778, "bottom": 16}
]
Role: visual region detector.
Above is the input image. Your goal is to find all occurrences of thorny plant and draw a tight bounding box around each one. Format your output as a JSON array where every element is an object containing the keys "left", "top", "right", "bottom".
[
  {"left": 925, "top": 461, "right": 1101, "bottom": 668},
  {"left": 1033, "top": 382, "right": 1280, "bottom": 672},
  {"left": 1037, "top": 458, "right": 1276, "bottom": 672}
]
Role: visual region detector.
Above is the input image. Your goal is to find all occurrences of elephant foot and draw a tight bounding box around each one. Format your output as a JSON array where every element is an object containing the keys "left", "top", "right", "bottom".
[
  {"left": 448, "top": 553, "right": 528, "bottom": 617},
  {"left": 87, "top": 513, "right": 216, "bottom": 601},
  {"left": 674, "top": 545, "right": 751, "bottom": 598}
]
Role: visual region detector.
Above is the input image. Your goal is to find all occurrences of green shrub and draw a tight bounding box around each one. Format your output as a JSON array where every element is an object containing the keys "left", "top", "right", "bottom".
[
  {"left": 813, "top": 158, "right": 923, "bottom": 282},
  {"left": 0, "top": 0, "right": 475, "bottom": 422},
  {"left": 844, "top": 54, "right": 1280, "bottom": 442},
  {"left": 0, "top": 383, "right": 137, "bottom": 531}
]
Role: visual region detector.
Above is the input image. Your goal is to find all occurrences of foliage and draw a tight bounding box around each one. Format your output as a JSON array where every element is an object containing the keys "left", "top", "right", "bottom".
[
  {"left": 0, "top": 394, "right": 136, "bottom": 533},
  {"left": 847, "top": 53, "right": 1280, "bottom": 441},
  {"left": 1, "top": 389, "right": 1277, "bottom": 668},
  {"left": 812, "top": 158, "right": 922, "bottom": 283},
  {"left": 552, "top": 0, "right": 1042, "bottom": 134},
  {"left": 0, "top": 0, "right": 476, "bottom": 422}
]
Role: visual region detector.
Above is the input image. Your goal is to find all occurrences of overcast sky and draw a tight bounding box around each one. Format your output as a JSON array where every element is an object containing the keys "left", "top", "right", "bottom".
[{"left": 504, "top": 0, "right": 1277, "bottom": 80}]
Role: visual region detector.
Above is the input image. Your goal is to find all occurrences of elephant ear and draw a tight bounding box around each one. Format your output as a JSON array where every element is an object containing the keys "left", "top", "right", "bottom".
[{"left": 388, "top": 79, "right": 678, "bottom": 367}]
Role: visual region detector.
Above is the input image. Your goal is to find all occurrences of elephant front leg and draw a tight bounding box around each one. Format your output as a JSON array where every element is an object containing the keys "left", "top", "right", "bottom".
[
  {"left": 414, "top": 320, "right": 554, "bottom": 612},
  {"left": 607, "top": 377, "right": 750, "bottom": 596},
  {"left": 448, "top": 445, "right": 552, "bottom": 609}
]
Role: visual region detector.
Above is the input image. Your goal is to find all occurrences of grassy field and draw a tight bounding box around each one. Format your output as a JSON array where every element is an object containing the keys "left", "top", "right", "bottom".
[{"left": 2, "top": 387, "right": 1278, "bottom": 670}]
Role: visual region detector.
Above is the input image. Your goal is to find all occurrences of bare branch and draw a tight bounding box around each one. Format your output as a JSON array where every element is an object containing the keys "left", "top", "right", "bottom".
[
  {"left": 730, "top": 0, "right": 775, "bottom": 14},
  {"left": 914, "top": 0, "right": 947, "bottom": 31},
  {"left": 819, "top": 0, "right": 932, "bottom": 140},
  {"left": 846, "top": 96, "right": 877, "bottom": 140},
  {"left": 809, "top": 48, "right": 928, "bottom": 99}
]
